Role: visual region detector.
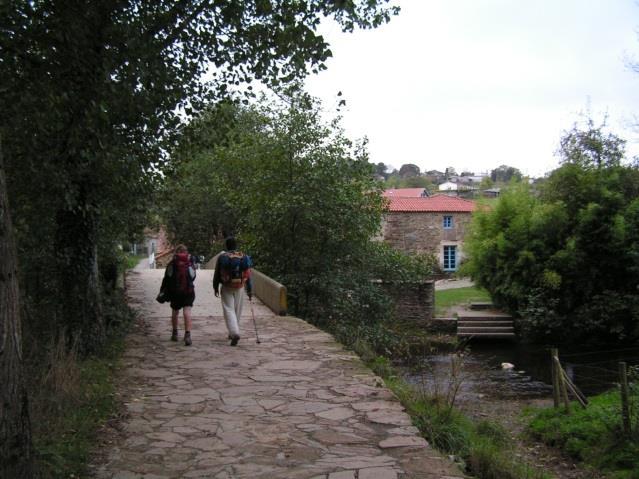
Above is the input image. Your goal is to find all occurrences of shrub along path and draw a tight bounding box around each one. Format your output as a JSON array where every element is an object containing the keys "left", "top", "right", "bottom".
[{"left": 92, "top": 268, "right": 466, "bottom": 479}]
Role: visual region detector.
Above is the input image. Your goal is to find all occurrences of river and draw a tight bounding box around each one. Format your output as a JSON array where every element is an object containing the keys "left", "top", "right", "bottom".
[{"left": 404, "top": 340, "right": 639, "bottom": 401}]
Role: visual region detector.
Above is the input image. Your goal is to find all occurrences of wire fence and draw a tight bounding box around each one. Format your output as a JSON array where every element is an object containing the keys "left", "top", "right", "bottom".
[{"left": 551, "top": 347, "right": 638, "bottom": 436}]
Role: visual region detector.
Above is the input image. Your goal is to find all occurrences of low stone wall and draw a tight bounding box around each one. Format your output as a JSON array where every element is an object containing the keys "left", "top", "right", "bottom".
[
  {"left": 428, "top": 317, "right": 457, "bottom": 333},
  {"left": 251, "top": 269, "right": 287, "bottom": 316},
  {"left": 376, "top": 280, "right": 435, "bottom": 323}
]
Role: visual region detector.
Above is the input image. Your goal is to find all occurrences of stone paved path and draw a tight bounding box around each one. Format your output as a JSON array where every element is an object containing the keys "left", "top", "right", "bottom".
[{"left": 93, "top": 269, "right": 465, "bottom": 479}]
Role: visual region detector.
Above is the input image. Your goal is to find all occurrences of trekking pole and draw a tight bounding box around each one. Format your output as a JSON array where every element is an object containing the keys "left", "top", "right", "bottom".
[{"left": 251, "top": 303, "right": 261, "bottom": 344}]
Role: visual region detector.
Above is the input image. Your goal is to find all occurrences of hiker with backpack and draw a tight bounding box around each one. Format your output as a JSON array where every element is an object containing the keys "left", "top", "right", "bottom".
[
  {"left": 213, "top": 237, "right": 253, "bottom": 346},
  {"left": 161, "top": 244, "right": 197, "bottom": 346}
]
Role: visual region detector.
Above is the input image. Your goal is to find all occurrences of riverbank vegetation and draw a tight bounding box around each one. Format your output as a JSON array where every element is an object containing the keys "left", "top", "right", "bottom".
[
  {"left": 527, "top": 376, "right": 639, "bottom": 478},
  {"left": 353, "top": 348, "right": 551, "bottom": 479},
  {"left": 464, "top": 118, "right": 639, "bottom": 345}
]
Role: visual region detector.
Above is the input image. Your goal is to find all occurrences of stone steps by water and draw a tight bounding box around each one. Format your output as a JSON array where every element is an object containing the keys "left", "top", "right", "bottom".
[{"left": 457, "top": 314, "right": 515, "bottom": 339}]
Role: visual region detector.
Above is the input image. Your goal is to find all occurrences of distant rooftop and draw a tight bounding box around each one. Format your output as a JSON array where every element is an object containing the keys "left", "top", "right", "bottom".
[{"left": 385, "top": 194, "right": 476, "bottom": 213}]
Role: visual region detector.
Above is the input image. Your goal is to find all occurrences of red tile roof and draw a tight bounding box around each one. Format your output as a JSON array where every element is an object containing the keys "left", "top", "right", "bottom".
[
  {"left": 386, "top": 194, "right": 476, "bottom": 212},
  {"left": 383, "top": 188, "right": 428, "bottom": 198}
]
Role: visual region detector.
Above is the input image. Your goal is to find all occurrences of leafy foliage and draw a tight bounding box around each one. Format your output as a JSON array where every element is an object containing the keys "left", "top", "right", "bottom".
[
  {"left": 0, "top": 0, "right": 399, "bottom": 355},
  {"left": 465, "top": 123, "right": 639, "bottom": 343},
  {"left": 528, "top": 388, "right": 639, "bottom": 478},
  {"left": 490, "top": 165, "right": 523, "bottom": 183},
  {"left": 0, "top": 1, "right": 400, "bottom": 473},
  {"left": 163, "top": 92, "right": 434, "bottom": 353}
]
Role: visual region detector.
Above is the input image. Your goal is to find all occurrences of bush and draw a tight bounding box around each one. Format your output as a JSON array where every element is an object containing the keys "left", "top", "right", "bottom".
[{"left": 528, "top": 388, "right": 639, "bottom": 477}]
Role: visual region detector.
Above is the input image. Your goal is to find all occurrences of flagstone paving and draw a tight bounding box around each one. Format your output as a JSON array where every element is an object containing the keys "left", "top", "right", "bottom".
[{"left": 93, "top": 268, "right": 466, "bottom": 479}]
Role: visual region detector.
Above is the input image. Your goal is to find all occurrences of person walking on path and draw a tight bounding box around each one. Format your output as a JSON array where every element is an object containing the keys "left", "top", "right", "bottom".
[
  {"left": 162, "top": 244, "right": 196, "bottom": 345},
  {"left": 213, "top": 237, "right": 253, "bottom": 346}
]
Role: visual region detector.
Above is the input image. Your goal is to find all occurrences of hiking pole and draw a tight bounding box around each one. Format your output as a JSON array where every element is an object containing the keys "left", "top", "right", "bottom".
[{"left": 250, "top": 303, "right": 261, "bottom": 344}]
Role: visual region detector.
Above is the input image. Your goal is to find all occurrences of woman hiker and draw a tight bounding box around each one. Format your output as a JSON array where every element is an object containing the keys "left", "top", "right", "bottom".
[{"left": 161, "top": 244, "right": 196, "bottom": 345}]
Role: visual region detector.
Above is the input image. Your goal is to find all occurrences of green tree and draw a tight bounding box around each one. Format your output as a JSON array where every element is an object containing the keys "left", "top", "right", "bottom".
[
  {"left": 490, "top": 164, "right": 523, "bottom": 183},
  {"left": 402, "top": 176, "right": 433, "bottom": 189},
  {"left": 162, "top": 102, "right": 244, "bottom": 256},
  {"left": 0, "top": 0, "right": 399, "bottom": 354},
  {"left": 466, "top": 124, "right": 639, "bottom": 343},
  {"left": 479, "top": 176, "right": 494, "bottom": 189},
  {"left": 399, "top": 163, "right": 420, "bottom": 178},
  {"left": 373, "top": 162, "right": 390, "bottom": 179},
  {"left": 0, "top": 141, "right": 34, "bottom": 478},
  {"left": 164, "top": 92, "right": 434, "bottom": 349},
  {"left": 558, "top": 117, "right": 624, "bottom": 169},
  {"left": 215, "top": 93, "right": 388, "bottom": 315}
]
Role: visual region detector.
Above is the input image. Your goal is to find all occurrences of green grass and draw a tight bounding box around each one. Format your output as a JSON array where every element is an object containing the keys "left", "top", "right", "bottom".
[
  {"left": 35, "top": 354, "right": 121, "bottom": 477},
  {"left": 31, "top": 299, "right": 133, "bottom": 478},
  {"left": 435, "top": 286, "right": 492, "bottom": 316},
  {"left": 124, "top": 253, "right": 146, "bottom": 269},
  {"left": 527, "top": 389, "right": 639, "bottom": 479}
]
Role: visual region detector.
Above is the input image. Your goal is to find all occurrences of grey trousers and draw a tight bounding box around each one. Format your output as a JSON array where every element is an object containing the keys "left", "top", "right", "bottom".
[{"left": 220, "top": 285, "right": 244, "bottom": 337}]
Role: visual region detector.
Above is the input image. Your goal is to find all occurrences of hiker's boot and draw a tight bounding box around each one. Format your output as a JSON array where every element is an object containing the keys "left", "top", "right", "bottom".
[
  {"left": 184, "top": 331, "right": 192, "bottom": 346},
  {"left": 230, "top": 335, "right": 240, "bottom": 346},
  {"left": 171, "top": 329, "right": 178, "bottom": 342}
]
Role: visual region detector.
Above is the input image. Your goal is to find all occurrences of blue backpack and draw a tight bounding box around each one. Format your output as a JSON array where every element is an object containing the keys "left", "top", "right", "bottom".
[{"left": 219, "top": 251, "right": 252, "bottom": 288}]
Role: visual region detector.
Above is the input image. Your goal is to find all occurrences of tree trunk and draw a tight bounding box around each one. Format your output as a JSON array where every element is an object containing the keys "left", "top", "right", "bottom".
[
  {"left": 0, "top": 139, "right": 35, "bottom": 477},
  {"left": 55, "top": 202, "right": 105, "bottom": 356}
]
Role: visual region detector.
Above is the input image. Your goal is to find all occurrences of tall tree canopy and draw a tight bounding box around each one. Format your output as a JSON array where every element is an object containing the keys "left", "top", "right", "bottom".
[
  {"left": 164, "top": 92, "right": 434, "bottom": 348},
  {"left": 398, "top": 163, "right": 420, "bottom": 178},
  {"left": 0, "top": 3, "right": 399, "bottom": 472},
  {"left": 465, "top": 123, "right": 639, "bottom": 343},
  {"left": 490, "top": 164, "right": 522, "bottom": 183},
  {"left": 0, "top": 0, "right": 399, "bottom": 354}
]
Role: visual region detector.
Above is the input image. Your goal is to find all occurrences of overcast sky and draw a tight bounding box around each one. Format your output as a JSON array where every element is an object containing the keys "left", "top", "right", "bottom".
[{"left": 304, "top": 0, "right": 639, "bottom": 178}]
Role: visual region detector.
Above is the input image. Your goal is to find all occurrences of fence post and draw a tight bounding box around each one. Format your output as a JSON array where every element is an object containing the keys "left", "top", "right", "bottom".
[
  {"left": 558, "top": 359, "right": 571, "bottom": 414},
  {"left": 551, "top": 348, "right": 560, "bottom": 408},
  {"left": 619, "top": 362, "right": 631, "bottom": 436}
]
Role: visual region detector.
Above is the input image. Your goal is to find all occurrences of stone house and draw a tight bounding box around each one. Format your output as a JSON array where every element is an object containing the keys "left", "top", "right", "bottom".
[
  {"left": 130, "top": 227, "right": 170, "bottom": 256},
  {"left": 381, "top": 191, "right": 476, "bottom": 272}
]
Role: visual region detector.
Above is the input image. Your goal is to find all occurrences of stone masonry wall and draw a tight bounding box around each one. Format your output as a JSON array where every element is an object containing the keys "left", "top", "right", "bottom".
[
  {"left": 378, "top": 281, "right": 435, "bottom": 322},
  {"left": 382, "top": 211, "right": 473, "bottom": 256}
]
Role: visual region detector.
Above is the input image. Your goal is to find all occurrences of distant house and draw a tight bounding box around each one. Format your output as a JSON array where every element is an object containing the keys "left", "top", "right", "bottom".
[
  {"left": 452, "top": 175, "right": 485, "bottom": 185},
  {"left": 130, "top": 227, "right": 172, "bottom": 268},
  {"left": 381, "top": 194, "right": 476, "bottom": 272},
  {"left": 130, "top": 227, "right": 170, "bottom": 256},
  {"left": 438, "top": 181, "right": 458, "bottom": 192},
  {"left": 483, "top": 188, "right": 501, "bottom": 198}
]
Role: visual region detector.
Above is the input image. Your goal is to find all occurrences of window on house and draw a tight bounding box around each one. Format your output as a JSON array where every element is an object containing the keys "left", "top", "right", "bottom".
[
  {"left": 443, "top": 215, "right": 453, "bottom": 229},
  {"left": 443, "top": 245, "right": 457, "bottom": 271}
]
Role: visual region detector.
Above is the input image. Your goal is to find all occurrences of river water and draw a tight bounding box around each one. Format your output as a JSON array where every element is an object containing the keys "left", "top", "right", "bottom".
[{"left": 404, "top": 340, "right": 639, "bottom": 401}]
